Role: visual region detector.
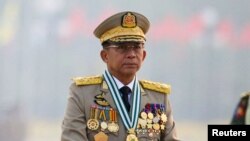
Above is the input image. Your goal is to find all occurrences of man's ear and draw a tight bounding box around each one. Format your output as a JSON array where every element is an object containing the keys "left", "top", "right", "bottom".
[
  {"left": 100, "top": 49, "right": 108, "bottom": 63},
  {"left": 142, "top": 50, "right": 147, "bottom": 61}
]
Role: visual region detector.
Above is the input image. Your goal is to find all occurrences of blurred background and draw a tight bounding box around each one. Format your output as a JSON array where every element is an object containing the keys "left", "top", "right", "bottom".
[{"left": 1, "top": 0, "right": 250, "bottom": 140}]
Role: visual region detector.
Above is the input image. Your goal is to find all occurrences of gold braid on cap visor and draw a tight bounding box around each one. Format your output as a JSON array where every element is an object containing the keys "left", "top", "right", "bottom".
[{"left": 100, "top": 26, "right": 146, "bottom": 43}]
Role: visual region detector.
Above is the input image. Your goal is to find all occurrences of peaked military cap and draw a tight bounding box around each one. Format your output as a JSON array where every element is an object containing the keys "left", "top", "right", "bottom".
[{"left": 94, "top": 11, "right": 150, "bottom": 43}]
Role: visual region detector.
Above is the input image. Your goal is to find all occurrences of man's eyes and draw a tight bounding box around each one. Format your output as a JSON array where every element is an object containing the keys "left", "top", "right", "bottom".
[{"left": 118, "top": 45, "right": 142, "bottom": 49}]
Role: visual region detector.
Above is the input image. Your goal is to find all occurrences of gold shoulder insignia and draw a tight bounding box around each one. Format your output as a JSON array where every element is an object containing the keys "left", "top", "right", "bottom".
[
  {"left": 139, "top": 80, "right": 171, "bottom": 94},
  {"left": 72, "top": 75, "right": 103, "bottom": 86}
]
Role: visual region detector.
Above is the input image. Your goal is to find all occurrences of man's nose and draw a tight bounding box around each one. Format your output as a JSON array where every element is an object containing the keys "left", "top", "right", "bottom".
[{"left": 126, "top": 48, "right": 136, "bottom": 58}]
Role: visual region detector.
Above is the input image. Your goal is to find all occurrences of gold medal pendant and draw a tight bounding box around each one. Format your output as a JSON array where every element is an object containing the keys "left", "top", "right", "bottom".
[
  {"left": 147, "top": 112, "right": 154, "bottom": 120},
  {"left": 153, "top": 123, "right": 160, "bottom": 130},
  {"left": 161, "top": 113, "right": 167, "bottom": 123},
  {"left": 94, "top": 131, "right": 108, "bottom": 141},
  {"left": 138, "top": 118, "right": 147, "bottom": 129},
  {"left": 87, "top": 106, "right": 100, "bottom": 130},
  {"left": 126, "top": 133, "right": 138, "bottom": 141},
  {"left": 107, "top": 109, "right": 119, "bottom": 132},
  {"left": 100, "top": 121, "right": 108, "bottom": 130},
  {"left": 127, "top": 128, "right": 138, "bottom": 141},
  {"left": 140, "top": 111, "right": 147, "bottom": 120},
  {"left": 107, "top": 122, "right": 119, "bottom": 132},
  {"left": 87, "top": 119, "right": 99, "bottom": 130}
]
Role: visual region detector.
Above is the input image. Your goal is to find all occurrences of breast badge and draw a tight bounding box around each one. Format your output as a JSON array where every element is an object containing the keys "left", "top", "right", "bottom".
[{"left": 94, "top": 93, "right": 110, "bottom": 107}]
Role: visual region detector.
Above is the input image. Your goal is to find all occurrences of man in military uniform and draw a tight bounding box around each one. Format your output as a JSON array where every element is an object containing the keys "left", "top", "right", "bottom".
[
  {"left": 231, "top": 91, "right": 250, "bottom": 125},
  {"left": 61, "top": 11, "right": 180, "bottom": 141}
]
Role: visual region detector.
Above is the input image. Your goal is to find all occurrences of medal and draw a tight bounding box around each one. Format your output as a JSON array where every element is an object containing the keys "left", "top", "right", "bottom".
[
  {"left": 146, "top": 119, "right": 152, "bottom": 124},
  {"left": 138, "top": 118, "right": 147, "bottom": 129},
  {"left": 87, "top": 106, "right": 99, "bottom": 130},
  {"left": 161, "top": 113, "right": 167, "bottom": 122},
  {"left": 87, "top": 119, "right": 99, "bottom": 130},
  {"left": 107, "top": 122, "right": 119, "bottom": 132},
  {"left": 147, "top": 112, "right": 154, "bottom": 120},
  {"left": 126, "top": 133, "right": 138, "bottom": 141},
  {"left": 160, "top": 124, "right": 165, "bottom": 130},
  {"left": 126, "top": 128, "right": 138, "bottom": 141},
  {"left": 147, "top": 123, "right": 153, "bottom": 129},
  {"left": 94, "top": 131, "right": 108, "bottom": 141},
  {"left": 153, "top": 123, "right": 160, "bottom": 130},
  {"left": 107, "top": 109, "right": 119, "bottom": 132},
  {"left": 152, "top": 116, "right": 160, "bottom": 123},
  {"left": 100, "top": 121, "right": 108, "bottom": 130},
  {"left": 140, "top": 111, "right": 147, "bottom": 120}
]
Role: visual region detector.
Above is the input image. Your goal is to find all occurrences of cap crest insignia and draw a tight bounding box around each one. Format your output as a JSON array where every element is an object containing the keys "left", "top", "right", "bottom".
[{"left": 122, "top": 12, "right": 136, "bottom": 28}]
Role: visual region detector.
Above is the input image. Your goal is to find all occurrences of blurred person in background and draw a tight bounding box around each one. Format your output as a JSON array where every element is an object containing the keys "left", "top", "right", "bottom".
[
  {"left": 61, "top": 11, "right": 180, "bottom": 141},
  {"left": 231, "top": 91, "right": 250, "bottom": 125}
]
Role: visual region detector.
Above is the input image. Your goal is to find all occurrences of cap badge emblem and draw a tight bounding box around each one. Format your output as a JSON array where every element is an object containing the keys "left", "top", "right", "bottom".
[{"left": 122, "top": 12, "right": 136, "bottom": 28}]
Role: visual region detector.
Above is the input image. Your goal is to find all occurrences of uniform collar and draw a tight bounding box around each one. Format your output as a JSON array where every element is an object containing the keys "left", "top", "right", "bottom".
[{"left": 112, "top": 75, "right": 135, "bottom": 90}]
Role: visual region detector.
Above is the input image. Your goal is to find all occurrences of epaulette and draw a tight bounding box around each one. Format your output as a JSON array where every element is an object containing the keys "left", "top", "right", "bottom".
[
  {"left": 139, "top": 80, "right": 171, "bottom": 94},
  {"left": 72, "top": 75, "right": 103, "bottom": 86}
]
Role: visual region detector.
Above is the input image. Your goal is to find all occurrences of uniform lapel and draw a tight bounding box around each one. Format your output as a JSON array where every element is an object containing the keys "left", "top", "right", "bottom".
[
  {"left": 101, "top": 80, "right": 116, "bottom": 109},
  {"left": 99, "top": 80, "right": 120, "bottom": 136},
  {"left": 140, "top": 84, "right": 148, "bottom": 112}
]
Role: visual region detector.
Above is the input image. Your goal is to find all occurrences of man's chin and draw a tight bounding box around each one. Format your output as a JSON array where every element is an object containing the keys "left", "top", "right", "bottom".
[{"left": 123, "top": 68, "right": 138, "bottom": 75}]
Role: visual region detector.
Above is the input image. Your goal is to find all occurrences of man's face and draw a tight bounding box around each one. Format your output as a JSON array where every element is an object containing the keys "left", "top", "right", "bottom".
[{"left": 101, "top": 42, "right": 146, "bottom": 78}]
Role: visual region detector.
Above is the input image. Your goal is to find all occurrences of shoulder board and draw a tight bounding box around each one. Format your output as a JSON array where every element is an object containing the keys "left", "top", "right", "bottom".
[
  {"left": 72, "top": 75, "right": 103, "bottom": 86},
  {"left": 139, "top": 80, "right": 171, "bottom": 94}
]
